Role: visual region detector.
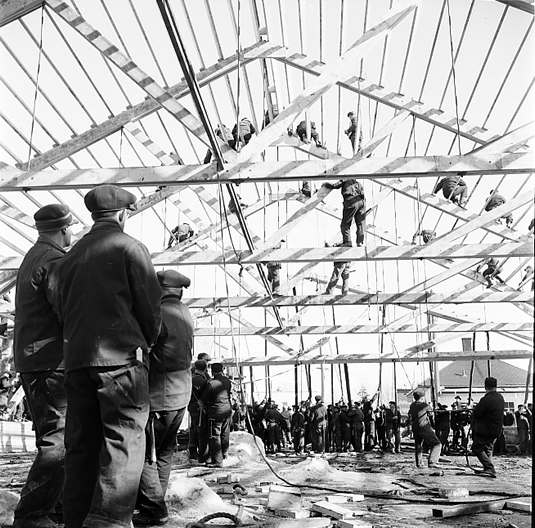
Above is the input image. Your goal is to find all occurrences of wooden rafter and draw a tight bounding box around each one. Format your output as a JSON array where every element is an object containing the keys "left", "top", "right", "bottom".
[
  {"left": 0, "top": 0, "right": 44, "bottom": 28},
  {"left": 495, "top": 0, "right": 534, "bottom": 14}
]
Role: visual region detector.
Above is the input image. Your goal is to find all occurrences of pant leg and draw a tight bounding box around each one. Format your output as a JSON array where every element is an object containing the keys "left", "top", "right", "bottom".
[
  {"left": 326, "top": 265, "right": 342, "bottom": 293},
  {"left": 81, "top": 364, "right": 149, "bottom": 528},
  {"left": 156, "top": 408, "right": 185, "bottom": 493},
  {"left": 417, "top": 426, "right": 441, "bottom": 465},
  {"left": 208, "top": 418, "right": 224, "bottom": 464},
  {"left": 472, "top": 434, "right": 497, "bottom": 474},
  {"left": 518, "top": 428, "right": 528, "bottom": 454},
  {"left": 188, "top": 410, "right": 199, "bottom": 458},
  {"left": 220, "top": 415, "right": 231, "bottom": 459},
  {"left": 413, "top": 430, "right": 424, "bottom": 466},
  {"left": 340, "top": 202, "right": 357, "bottom": 245},
  {"left": 394, "top": 429, "right": 401, "bottom": 453},
  {"left": 15, "top": 371, "right": 66, "bottom": 521},
  {"left": 341, "top": 265, "right": 350, "bottom": 293},
  {"left": 270, "top": 268, "right": 280, "bottom": 293},
  {"left": 354, "top": 199, "right": 366, "bottom": 246}
]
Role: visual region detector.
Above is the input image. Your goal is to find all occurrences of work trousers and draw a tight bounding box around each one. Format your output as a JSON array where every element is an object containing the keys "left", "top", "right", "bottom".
[
  {"left": 471, "top": 433, "right": 497, "bottom": 474},
  {"left": 351, "top": 425, "right": 364, "bottom": 452},
  {"left": 413, "top": 426, "right": 441, "bottom": 467},
  {"left": 208, "top": 414, "right": 231, "bottom": 465},
  {"left": 14, "top": 371, "right": 66, "bottom": 522},
  {"left": 364, "top": 421, "right": 375, "bottom": 450},
  {"left": 438, "top": 428, "right": 450, "bottom": 455},
  {"left": 293, "top": 428, "right": 305, "bottom": 454},
  {"left": 326, "top": 262, "right": 350, "bottom": 294},
  {"left": 442, "top": 184, "right": 467, "bottom": 206},
  {"left": 136, "top": 408, "right": 186, "bottom": 520},
  {"left": 188, "top": 410, "right": 209, "bottom": 462},
  {"left": 340, "top": 198, "right": 366, "bottom": 246},
  {"left": 267, "top": 266, "right": 281, "bottom": 294},
  {"left": 63, "top": 363, "right": 149, "bottom": 528},
  {"left": 385, "top": 426, "right": 401, "bottom": 453},
  {"left": 265, "top": 422, "right": 280, "bottom": 453},
  {"left": 310, "top": 422, "right": 326, "bottom": 453},
  {"left": 517, "top": 428, "right": 529, "bottom": 454}
]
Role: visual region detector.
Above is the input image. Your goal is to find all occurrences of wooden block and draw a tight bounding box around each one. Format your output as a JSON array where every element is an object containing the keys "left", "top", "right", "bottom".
[
  {"left": 325, "top": 494, "right": 365, "bottom": 503},
  {"left": 256, "top": 485, "right": 271, "bottom": 493},
  {"left": 438, "top": 488, "right": 469, "bottom": 499},
  {"left": 271, "top": 508, "right": 311, "bottom": 519},
  {"left": 337, "top": 521, "right": 373, "bottom": 528},
  {"left": 267, "top": 519, "right": 331, "bottom": 528},
  {"left": 311, "top": 501, "right": 353, "bottom": 520},
  {"left": 217, "top": 474, "right": 241, "bottom": 484},
  {"left": 432, "top": 500, "right": 506, "bottom": 518},
  {"left": 267, "top": 485, "right": 302, "bottom": 510},
  {"left": 505, "top": 499, "right": 532, "bottom": 513}
]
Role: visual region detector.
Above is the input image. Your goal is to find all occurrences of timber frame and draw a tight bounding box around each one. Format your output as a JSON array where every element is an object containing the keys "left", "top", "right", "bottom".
[{"left": 0, "top": 0, "right": 533, "bottom": 398}]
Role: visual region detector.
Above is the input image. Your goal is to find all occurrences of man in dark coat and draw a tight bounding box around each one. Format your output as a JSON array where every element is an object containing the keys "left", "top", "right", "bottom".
[
  {"left": 432, "top": 173, "right": 468, "bottom": 207},
  {"left": 57, "top": 185, "right": 162, "bottom": 528},
  {"left": 435, "top": 404, "right": 451, "bottom": 455},
  {"left": 344, "top": 111, "right": 358, "bottom": 155},
  {"left": 408, "top": 389, "right": 441, "bottom": 468},
  {"left": 135, "top": 271, "right": 193, "bottom": 526},
  {"left": 385, "top": 401, "right": 402, "bottom": 454},
  {"left": 188, "top": 360, "right": 210, "bottom": 463},
  {"left": 13, "top": 204, "right": 75, "bottom": 528},
  {"left": 349, "top": 402, "right": 365, "bottom": 452},
  {"left": 291, "top": 404, "right": 306, "bottom": 455},
  {"left": 484, "top": 190, "right": 513, "bottom": 227},
  {"left": 309, "top": 395, "right": 327, "bottom": 453},
  {"left": 471, "top": 377, "right": 505, "bottom": 477},
  {"left": 324, "top": 179, "right": 366, "bottom": 247},
  {"left": 200, "top": 363, "right": 232, "bottom": 467}
]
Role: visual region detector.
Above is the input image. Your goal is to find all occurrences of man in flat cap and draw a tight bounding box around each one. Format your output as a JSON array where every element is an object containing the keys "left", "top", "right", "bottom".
[
  {"left": 200, "top": 363, "right": 232, "bottom": 467},
  {"left": 309, "top": 395, "right": 327, "bottom": 453},
  {"left": 470, "top": 377, "right": 504, "bottom": 478},
  {"left": 57, "top": 185, "right": 162, "bottom": 528},
  {"left": 13, "top": 204, "right": 75, "bottom": 528},
  {"left": 135, "top": 270, "right": 193, "bottom": 526},
  {"left": 408, "top": 388, "right": 441, "bottom": 468}
]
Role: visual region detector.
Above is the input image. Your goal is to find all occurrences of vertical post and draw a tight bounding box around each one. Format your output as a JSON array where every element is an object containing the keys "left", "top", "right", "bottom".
[
  {"left": 486, "top": 332, "right": 492, "bottom": 377},
  {"left": 331, "top": 364, "right": 335, "bottom": 405},
  {"left": 524, "top": 357, "right": 532, "bottom": 405},
  {"left": 393, "top": 360, "right": 398, "bottom": 406},
  {"left": 249, "top": 366, "right": 255, "bottom": 405},
  {"left": 320, "top": 361, "right": 325, "bottom": 401},
  {"left": 427, "top": 312, "right": 436, "bottom": 407},
  {"left": 463, "top": 336, "right": 475, "bottom": 404},
  {"left": 344, "top": 364, "right": 352, "bottom": 405},
  {"left": 294, "top": 363, "right": 299, "bottom": 409}
]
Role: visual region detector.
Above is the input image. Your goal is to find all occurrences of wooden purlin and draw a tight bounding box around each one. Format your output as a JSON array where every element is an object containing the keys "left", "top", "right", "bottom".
[
  {"left": 262, "top": 44, "right": 505, "bottom": 146},
  {"left": 17, "top": 41, "right": 273, "bottom": 171},
  {"left": 215, "top": 350, "right": 532, "bottom": 366},
  {"left": 495, "top": 0, "right": 535, "bottom": 14},
  {"left": 45, "top": 0, "right": 238, "bottom": 160},
  {"left": 149, "top": 241, "right": 533, "bottom": 267},
  {"left": 237, "top": 0, "right": 420, "bottom": 162},
  {"left": 0, "top": 0, "right": 44, "bottom": 28},
  {"left": 3, "top": 152, "right": 533, "bottom": 191},
  {"left": 181, "top": 291, "right": 534, "bottom": 309}
]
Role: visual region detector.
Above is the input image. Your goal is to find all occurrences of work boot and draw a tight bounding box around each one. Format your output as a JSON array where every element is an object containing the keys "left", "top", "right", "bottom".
[{"left": 13, "top": 517, "right": 57, "bottom": 528}]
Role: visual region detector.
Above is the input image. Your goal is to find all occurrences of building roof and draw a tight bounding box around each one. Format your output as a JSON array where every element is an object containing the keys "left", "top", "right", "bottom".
[{"left": 436, "top": 360, "right": 529, "bottom": 389}]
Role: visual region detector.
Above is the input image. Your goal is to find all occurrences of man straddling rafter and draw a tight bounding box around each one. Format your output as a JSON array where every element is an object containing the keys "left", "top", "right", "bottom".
[
  {"left": 167, "top": 223, "right": 194, "bottom": 249},
  {"left": 324, "top": 242, "right": 351, "bottom": 294},
  {"left": 324, "top": 179, "right": 366, "bottom": 247},
  {"left": 263, "top": 241, "right": 283, "bottom": 296},
  {"left": 296, "top": 120, "right": 324, "bottom": 148},
  {"left": 483, "top": 190, "right": 513, "bottom": 228},
  {"left": 476, "top": 258, "right": 506, "bottom": 289},
  {"left": 203, "top": 124, "right": 235, "bottom": 163},
  {"left": 411, "top": 229, "right": 436, "bottom": 245},
  {"left": 432, "top": 172, "right": 468, "bottom": 207},
  {"left": 232, "top": 117, "right": 256, "bottom": 149}
]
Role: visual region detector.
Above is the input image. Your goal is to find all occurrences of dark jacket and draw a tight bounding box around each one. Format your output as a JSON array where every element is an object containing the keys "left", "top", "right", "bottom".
[
  {"left": 291, "top": 410, "right": 306, "bottom": 431},
  {"left": 149, "top": 290, "right": 193, "bottom": 411},
  {"left": 309, "top": 402, "right": 327, "bottom": 426},
  {"left": 14, "top": 237, "right": 66, "bottom": 372},
  {"left": 409, "top": 401, "right": 434, "bottom": 430},
  {"left": 57, "top": 219, "right": 162, "bottom": 372},
  {"left": 433, "top": 175, "right": 466, "bottom": 194},
  {"left": 188, "top": 370, "right": 209, "bottom": 413},
  {"left": 471, "top": 390, "right": 505, "bottom": 437},
  {"left": 331, "top": 179, "right": 365, "bottom": 202},
  {"left": 349, "top": 407, "right": 365, "bottom": 428},
  {"left": 201, "top": 372, "right": 232, "bottom": 420},
  {"left": 485, "top": 194, "right": 506, "bottom": 211}
]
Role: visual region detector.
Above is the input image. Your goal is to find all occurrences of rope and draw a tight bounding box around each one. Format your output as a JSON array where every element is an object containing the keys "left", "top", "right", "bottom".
[
  {"left": 186, "top": 511, "right": 242, "bottom": 528},
  {"left": 26, "top": 5, "right": 46, "bottom": 171}
]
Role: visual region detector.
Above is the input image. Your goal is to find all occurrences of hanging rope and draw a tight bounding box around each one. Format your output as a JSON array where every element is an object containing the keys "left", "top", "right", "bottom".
[{"left": 27, "top": 6, "right": 46, "bottom": 171}]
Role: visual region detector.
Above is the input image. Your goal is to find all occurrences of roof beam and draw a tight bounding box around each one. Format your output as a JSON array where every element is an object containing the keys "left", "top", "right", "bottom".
[
  {"left": 495, "top": 0, "right": 534, "bottom": 14},
  {"left": 218, "top": 350, "right": 532, "bottom": 366},
  {"left": 181, "top": 291, "right": 533, "bottom": 309},
  {"left": 3, "top": 152, "right": 533, "bottom": 191},
  {"left": 0, "top": 0, "right": 43, "bottom": 28},
  {"left": 237, "top": 0, "right": 420, "bottom": 162}
]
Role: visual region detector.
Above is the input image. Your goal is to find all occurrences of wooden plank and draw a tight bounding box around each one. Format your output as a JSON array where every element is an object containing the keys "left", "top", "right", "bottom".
[
  {"left": 3, "top": 152, "right": 533, "bottom": 191},
  {"left": 470, "top": 121, "right": 535, "bottom": 154},
  {"left": 194, "top": 322, "right": 533, "bottom": 336},
  {"left": 237, "top": 0, "right": 420, "bottom": 163},
  {"left": 46, "top": 0, "right": 236, "bottom": 160},
  {"left": 504, "top": 499, "right": 532, "bottom": 513},
  {"left": 311, "top": 501, "right": 353, "bottom": 520},
  {"left": 181, "top": 291, "right": 533, "bottom": 309},
  {"left": 495, "top": 0, "right": 534, "bottom": 14},
  {"left": 18, "top": 40, "right": 273, "bottom": 171},
  {"left": 432, "top": 500, "right": 506, "bottom": 518},
  {"left": 0, "top": 0, "right": 44, "bottom": 28},
  {"left": 149, "top": 241, "right": 533, "bottom": 266},
  {"left": 217, "top": 350, "right": 532, "bottom": 366}
]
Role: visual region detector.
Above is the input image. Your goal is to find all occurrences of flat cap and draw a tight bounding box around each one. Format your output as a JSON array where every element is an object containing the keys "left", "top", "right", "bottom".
[
  {"left": 414, "top": 388, "right": 425, "bottom": 398},
  {"left": 194, "top": 359, "right": 207, "bottom": 371},
  {"left": 198, "top": 352, "right": 211, "bottom": 362},
  {"left": 84, "top": 184, "right": 136, "bottom": 213},
  {"left": 157, "top": 270, "right": 191, "bottom": 289},
  {"left": 315, "top": 395, "right": 322, "bottom": 402},
  {"left": 455, "top": 395, "right": 462, "bottom": 400},
  {"left": 484, "top": 376, "right": 497, "bottom": 388},
  {"left": 34, "top": 204, "right": 76, "bottom": 232},
  {"left": 211, "top": 362, "right": 223, "bottom": 373}
]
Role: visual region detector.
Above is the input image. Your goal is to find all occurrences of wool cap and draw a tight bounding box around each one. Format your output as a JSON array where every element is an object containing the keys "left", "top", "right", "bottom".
[
  {"left": 211, "top": 362, "right": 223, "bottom": 373},
  {"left": 414, "top": 388, "right": 425, "bottom": 398},
  {"left": 484, "top": 376, "right": 497, "bottom": 388},
  {"left": 157, "top": 270, "right": 191, "bottom": 289},
  {"left": 194, "top": 359, "right": 207, "bottom": 371},
  {"left": 34, "top": 204, "right": 76, "bottom": 232},
  {"left": 315, "top": 395, "right": 322, "bottom": 402},
  {"left": 455, "top": 395, "right": 462, "bottom": 400},
  {"left": 198, "top": 352, "right": 211, "bottom": 362},
  {"left": 84, "top": 184, "right": 136, "bottom": 213}
]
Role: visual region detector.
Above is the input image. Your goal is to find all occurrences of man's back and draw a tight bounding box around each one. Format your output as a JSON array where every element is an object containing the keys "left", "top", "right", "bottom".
[
  {"left": 58, "top": 219, "right": 161, "bottom": 371},
  {"left": 202, "top": 373, "right": 232, "bottom": 419},
  {"left": 472, "top": 391, "right": 505, "bottom": 437}
]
